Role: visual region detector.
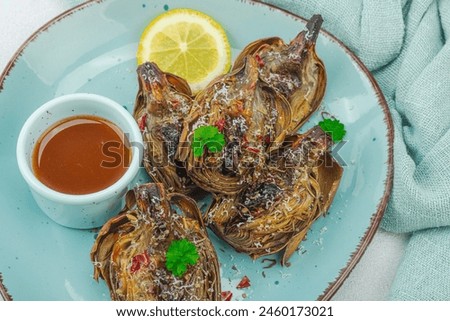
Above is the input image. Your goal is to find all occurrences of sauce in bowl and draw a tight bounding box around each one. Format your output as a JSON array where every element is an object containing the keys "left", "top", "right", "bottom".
[{"left": 32, "top": 115, "right": 131, "bottom": 195}]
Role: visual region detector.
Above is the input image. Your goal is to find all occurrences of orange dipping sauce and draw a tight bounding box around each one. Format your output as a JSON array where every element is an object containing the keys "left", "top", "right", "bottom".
[{"left": 32, "top": 115, "right": 131, "bottom": 195}]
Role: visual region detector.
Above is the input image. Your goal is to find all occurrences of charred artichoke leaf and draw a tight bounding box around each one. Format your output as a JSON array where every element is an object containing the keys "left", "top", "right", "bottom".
[
  {"left": 134, "top": 62, "right": 196, "bottom": 194},
  {"left": 281, "top": 151, "right": 343, "bottom": 265},
  {"left": 90, "top": 183, "right": 221, "bottom": 301},
  {"left": 233, "top": 14, "right": 326, "bottom": 133},
  {"left": 177, "top": 56, "right": 291, "bottom": 195},
  {"left": 206, "top": 126, "right": 343, "bottom": 263}
]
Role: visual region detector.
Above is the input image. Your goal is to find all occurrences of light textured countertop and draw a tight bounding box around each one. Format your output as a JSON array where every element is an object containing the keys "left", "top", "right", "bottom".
[{"left": 0, "top": 0, "right": 409, "bottom": 301}]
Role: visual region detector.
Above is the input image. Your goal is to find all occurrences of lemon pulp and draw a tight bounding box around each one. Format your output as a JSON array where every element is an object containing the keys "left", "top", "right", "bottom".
[{"left": 137, "top": 8, "right": 231, "bottom": 93}]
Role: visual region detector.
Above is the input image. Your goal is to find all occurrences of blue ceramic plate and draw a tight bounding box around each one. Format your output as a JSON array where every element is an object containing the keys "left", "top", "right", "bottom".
[{"left": 0, "top": 0, "right": 392, "bottom": 300}]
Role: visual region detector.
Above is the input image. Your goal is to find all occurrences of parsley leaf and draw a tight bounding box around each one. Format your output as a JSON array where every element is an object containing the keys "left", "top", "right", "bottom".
[
  {"left": 318, "top": 118, "right": 346, "bottom": 143},
  {"left": 165, "top": 239, "right": 199, "bottom": 277},
  {"left": 205, "top": 134, "right": 226, "bottom": 153},
  {"left": 192, "top": 125, "right": 226, "bottom": 157},
  {"left": 194, "top": 125, "right": 218, "bottom": 140}
]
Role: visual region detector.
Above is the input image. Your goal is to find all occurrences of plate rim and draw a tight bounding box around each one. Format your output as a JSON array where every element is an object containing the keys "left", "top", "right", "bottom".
[{"left": 0, "top": 0, "right": 394, "bottom": 301}]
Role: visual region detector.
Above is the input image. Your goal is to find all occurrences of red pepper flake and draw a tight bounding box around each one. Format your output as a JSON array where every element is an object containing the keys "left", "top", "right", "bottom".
[
  {"left": 215, "top": 118, "right": 226, "bottom": 132},
  {"left": 241, "top": 135, "right": 249, "bottom": 148},
  {"left": 221, "top": 291, "right": 233, "bottom": 301},
  {"left": 256, "top": 135, "right": 271, "bottom": 145},
  {"left": 130, "top": 251, "right": 150, "bottom": 273},
  {"left": 138, "top": 114, "right": 147, "bottom": 132},
  {"left": 236, "top": 276, "right": 251, "bottom": 289},
  {"left": 245, "top": 146, "right": 260, "bottom": 154},
  {"left": 170, "top": 99, "right": 179, "bottom": 109},
  {"left": 255, "top": 54, "right": 265, "bottom": 67}
]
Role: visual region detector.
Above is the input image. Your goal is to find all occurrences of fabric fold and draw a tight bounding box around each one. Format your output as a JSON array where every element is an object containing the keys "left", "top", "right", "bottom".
[{"left": 389, "top": 227, "right": 450, "bottom": 300}]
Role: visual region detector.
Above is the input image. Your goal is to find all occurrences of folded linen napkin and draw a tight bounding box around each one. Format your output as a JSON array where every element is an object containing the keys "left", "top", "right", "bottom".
[{"left": 263, "top": 0, "right": 450, "bottom": 300}]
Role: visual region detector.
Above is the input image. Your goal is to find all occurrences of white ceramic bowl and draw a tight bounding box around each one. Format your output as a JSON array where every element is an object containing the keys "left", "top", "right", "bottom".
[{"left": 16, "top": 93, "right": 143, "bottom": 229}]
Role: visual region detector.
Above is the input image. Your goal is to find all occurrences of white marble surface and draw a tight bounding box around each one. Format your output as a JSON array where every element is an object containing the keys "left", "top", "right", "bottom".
[{"left": 0, "top": 0, "right": 410, "bottom": 301}]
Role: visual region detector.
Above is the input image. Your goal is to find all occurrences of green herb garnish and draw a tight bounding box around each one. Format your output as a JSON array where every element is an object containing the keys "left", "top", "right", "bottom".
[
  {"left": 165, "top": 239, "right": 199, "bottom": 277},
  {"left": 192, "top": 125, "right": 226, "bottom": 157},
  {"left": 318, "top": 118, "right": 346, "bottom": 143}
]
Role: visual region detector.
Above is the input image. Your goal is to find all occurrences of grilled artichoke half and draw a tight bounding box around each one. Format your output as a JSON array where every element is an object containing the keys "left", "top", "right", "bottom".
[
  {"left": 206, "top": 126, "right": 343, "bottom": 265},
  {"left": 178, "top": 56, "right": 292, "bottom": 195},
  {"left": 233, "top": 15, "right": 326, "bottom": 133},
  {"left": 134, "top": 62, "right": 195, "bottom": 194},
  {"left": 90, "top": 183, "right": 221, "bottom": 301}
]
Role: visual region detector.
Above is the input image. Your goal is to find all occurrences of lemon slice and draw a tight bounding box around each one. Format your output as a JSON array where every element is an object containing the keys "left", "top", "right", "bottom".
[{"left": 137, "top": 8, "right": 231, "bottom": 93}]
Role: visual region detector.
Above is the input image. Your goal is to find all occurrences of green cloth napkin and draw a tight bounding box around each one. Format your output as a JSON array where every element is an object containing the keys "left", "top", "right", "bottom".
[{"left": 262, "top": 0, "right": 450, "bottom": 300}]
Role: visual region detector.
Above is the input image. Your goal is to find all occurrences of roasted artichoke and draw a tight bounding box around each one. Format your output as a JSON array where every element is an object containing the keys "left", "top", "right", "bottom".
[
  {"left": 177, "top": 56, "right": 292, "bottom": 195},
  {"left": 134, "top": 62, "right": 195, "bottom": 193},
  {"left": 90, "top": 183, "right": 221, "bottom": 301},
  {"left": 233, "top": 15, "right": 326, "bottom": 133},
  {"left": 100, "top": 14, "right": 344, "bottom": 300},
  {"left": 206, "top": 126, "right": 343, "bottom": 264}
]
